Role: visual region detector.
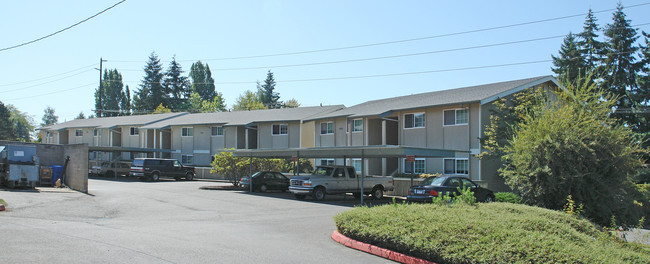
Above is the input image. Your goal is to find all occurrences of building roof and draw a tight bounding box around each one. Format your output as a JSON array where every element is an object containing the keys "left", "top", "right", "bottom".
[
  {"left": 39, "top": 112, "right": 188, "bottom": 131},
  {"left": 306, "top": 75, "right": 558, "bottom": 120},
  {"left": 139, "top": 105, "right": 344, "bottom": 129}
]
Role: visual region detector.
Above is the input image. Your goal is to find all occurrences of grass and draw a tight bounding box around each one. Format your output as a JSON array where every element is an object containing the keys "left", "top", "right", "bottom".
[
  {"left": 334, "top": 202, "right": 650, "bottom": 264},
  {"left": 0, "top": 198, "right": 6, "bottom": 206}
]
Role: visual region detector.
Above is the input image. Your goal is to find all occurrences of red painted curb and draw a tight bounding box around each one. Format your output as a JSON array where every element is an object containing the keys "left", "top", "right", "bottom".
[
  {"left": 0, "top": 204, "right": 5, "bottom": 211},
  {"left": 331, "top": 230, "right": 436, "bottom": 264}
]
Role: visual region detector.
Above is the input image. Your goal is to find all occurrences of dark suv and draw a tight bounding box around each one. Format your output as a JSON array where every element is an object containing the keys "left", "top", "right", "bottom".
[{"left": 130, "top": 158, "right": 195, "bottom": 181}]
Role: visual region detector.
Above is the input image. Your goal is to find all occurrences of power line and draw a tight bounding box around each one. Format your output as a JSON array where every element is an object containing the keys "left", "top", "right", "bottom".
[
  {"left": 107, "top": 2, "right": 650, "bottom": 63},
  {"left": 0, "top": 69, "right": 96, "bottom": 93},
  {"left": 0, "top": 63, "right": 97, "bottom": 87},
  {"left": 0, "top": 0, "right": 127, "bottom": 52},
  {"left": 4, "top": 83, "right": 95, "bottom": 101}
]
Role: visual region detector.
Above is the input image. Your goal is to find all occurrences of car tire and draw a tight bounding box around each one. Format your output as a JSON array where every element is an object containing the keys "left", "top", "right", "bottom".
[
  {"left": 151, "top": 172, "right": 160, "bottom": 182},
  {"left": 312, "top": 187, "right": 326, "bottom": 201},
  {"left": 185, "top": 172, "right": 194, "bottom": 181},
  {"left": 371, "top": 187, "right": 384, "bottom": 200},
  {"left": 295, "top": 194, "right": 306, "bottom": 200},
  {"left": 484, "top": 194, "right": 495, "bottom": 203},
  {"left": 259, "top": 184, "right": 268, "bottom": 192}
]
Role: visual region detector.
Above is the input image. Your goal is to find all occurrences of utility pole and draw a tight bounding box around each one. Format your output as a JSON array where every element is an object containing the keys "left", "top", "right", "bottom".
[{"left": 97, "top": 57, "right": 106, "bottom": 117}]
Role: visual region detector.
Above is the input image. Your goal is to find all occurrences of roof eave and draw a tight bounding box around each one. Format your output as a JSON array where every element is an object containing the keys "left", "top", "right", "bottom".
[{"left": 480, "top": 76, "right": 559, "bottom": 105}]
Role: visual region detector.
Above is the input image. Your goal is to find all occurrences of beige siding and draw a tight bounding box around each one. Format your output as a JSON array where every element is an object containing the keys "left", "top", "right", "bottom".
[
  {"left": 300, "top": 121, "right": 315, "bottom": 148},
  {"left": 224, "top": 126, "right": 238, "bottom": 149}
]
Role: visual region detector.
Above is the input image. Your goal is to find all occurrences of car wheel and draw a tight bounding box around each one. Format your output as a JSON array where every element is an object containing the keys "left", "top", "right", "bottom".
[
  {"left": 312, "top": 187, "right": 326, "bottom": 201},
  {"left": 371, "top": 187, "right": 384, "bottom": 200},
  {"left": 151, "top": 172, "right": 160, "bottom": 182},
  {"left": 484, "top": 194, "right": 495, "bottom": 203},
  {"left": 185, "top": 172, "right": 194, "bottom": 181},
  {"left": 259, "top": 184, "right": 268, "bottom": 192},
  {"left": 295, "top": 194, "right": 306, "bottom": 200},
  {"left": 353, "top": 192, "right": 362, "bottom": 199}
]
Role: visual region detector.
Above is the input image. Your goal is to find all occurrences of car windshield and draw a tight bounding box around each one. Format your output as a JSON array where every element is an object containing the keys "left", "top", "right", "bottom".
[
  {"left": 132, "top": 159, "right": 144, "bottom": 166},
  {"left": 421, "top": 177, "right": 445, "bottom": 186},
  {"left": 250, "top": 172, "right": 263, "bottom": 178},
  {"left": 313, "top": 167, "right": 334, "bottom": 176}
]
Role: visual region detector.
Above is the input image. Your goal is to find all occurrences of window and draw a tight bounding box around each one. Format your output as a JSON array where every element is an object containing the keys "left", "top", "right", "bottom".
[
  {"left": 404, "top": 158, "right": 425, "bottom": 174},
  {"left": 404, "top": 113, "right": 425, "bottom": 128},
  {"left": 75, "top": 129, "right": 83, "bottom": 137},
  {"left": 444, "top": 158, "right": 469, "bottom": 175},
  {"left": 352, "top": 119, "right": 363, "bottom": 132},
  {"left": 93, "top": 128, "right": 101, "bottom": 137},
  {"left": 130, "top": 127, "right": 139, "bottom": 136},
  {"left": 211, "top": 126, "right": 224, "bottom": 136},
  {"left": 320, "top": 122, "right": 334, "bottom": 135},
  {"left": 351, "top": 159, "right": 362, "bottom": 176},
  {"left": 181, "top": 155, "right": 194, "bottom": 164},
  {"left": 272, "top": 124, "right": 288, "bottom": 135},
  {"left": 347, "top": 167, "right": 356, "bottom": 178},
  {"left": 182, "top": 127, "right": 194, "bottom": 137},
  {"left": 444, "top": 109, "right": 468, "bottom": 126},
  {"left": 320, "top": 159, "right": 334, "bottom": 166}
]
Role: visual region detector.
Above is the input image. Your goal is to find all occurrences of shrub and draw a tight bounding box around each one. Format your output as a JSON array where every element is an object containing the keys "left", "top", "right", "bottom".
[
  {"left": 495, "top": 192, "right": 522, "bottom": 204},
  {"left": 334, "top": 202, "right": 650, "bottom": 263}
]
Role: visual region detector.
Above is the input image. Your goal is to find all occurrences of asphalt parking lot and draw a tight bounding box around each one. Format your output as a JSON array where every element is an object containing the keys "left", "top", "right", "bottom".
[{"left": 0, "top": 178, "right": 395, "bottom": 263}]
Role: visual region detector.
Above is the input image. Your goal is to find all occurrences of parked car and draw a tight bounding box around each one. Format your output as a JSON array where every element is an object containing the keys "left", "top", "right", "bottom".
[
  {"left": 407, "top": 176, "right": 495, "bottom": 202},
  {"left": 129, "top": 158, "right": 195, "bottom": 181},
  {"left": 90, "top": 162, "right": 131, "bottom": 177},
  {"left": 240, "top": 171, "right": 290, "bottom": 192},
  {"left": 289, "top": 165, "right": 394, "bottom": 201}
]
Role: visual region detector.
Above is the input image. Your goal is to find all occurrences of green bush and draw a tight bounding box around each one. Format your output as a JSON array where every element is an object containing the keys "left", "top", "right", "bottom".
[
  {"left": 495, "top": 192, "right": 522, "bottom": 204},
  {"left": 335, "top": 203, "right": 650, "bottom": 263}
]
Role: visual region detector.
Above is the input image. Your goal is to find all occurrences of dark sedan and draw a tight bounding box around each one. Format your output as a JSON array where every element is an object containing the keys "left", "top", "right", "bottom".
[
  {"left": 407, "top": 176, "right": 495, "bottom": 202},
  {"left": 240, "top": 171, "right": 290, "bottom": 192}
]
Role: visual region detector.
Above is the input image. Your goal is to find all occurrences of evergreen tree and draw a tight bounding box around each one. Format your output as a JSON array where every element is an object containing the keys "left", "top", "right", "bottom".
[
  {"left": 75, "top": 112, "right": 86, "bottom": 119},
  {"left": 95, "top": 69, "right": 128, "bottom": 117},
  {"left": 41, "top": 106, "right": 58, "bottom": 127},
  {"left": 602, "top": 3, "right": 641, "bottom": 130},
  {"left": 163, "top": 56, "right": 191, "bottom": 110},
  {"left": 257, "top": 70, "right": 280, "bottom": 109},
  {"left": 0, "top": 101, "right": 17, "bottom": 140},
  {"left": 8, "top": 105, "right": 34, "bottom": 142},
  {"left": 233, "top": 90, "right": 267, "bottom": 111},
  {"left": 133, "top": 52, "right": 166, "bottom": 113},
  {"left": 577, "top": 9, "right": 605, "bottom": 71},
  {"left": 551, "top": 33, "right": 586, "bottom": 85},
  {"left": 636, "top": 31, "right": 650, "bottom": 149},
  {"left": 120, "top": 85, "right": 131, "bottom": 116},
  {"left": 189, "top": 61, "right": 216, "bottom": 101}
]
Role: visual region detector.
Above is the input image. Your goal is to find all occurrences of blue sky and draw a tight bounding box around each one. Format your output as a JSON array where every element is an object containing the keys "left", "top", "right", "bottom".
[{"left": 1, "top": 0, "right": 648, "bottom": 123}]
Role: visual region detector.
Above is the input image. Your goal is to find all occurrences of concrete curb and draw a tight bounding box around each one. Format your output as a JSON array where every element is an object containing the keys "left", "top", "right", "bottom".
[{"left": 331, "top": 230, "right": 436, "bottom": 264}]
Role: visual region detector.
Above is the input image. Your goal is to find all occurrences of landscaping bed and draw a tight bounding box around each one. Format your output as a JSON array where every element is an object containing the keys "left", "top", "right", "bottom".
[{"left": 334, "top": 202, "right": 650, "bottom": 263}]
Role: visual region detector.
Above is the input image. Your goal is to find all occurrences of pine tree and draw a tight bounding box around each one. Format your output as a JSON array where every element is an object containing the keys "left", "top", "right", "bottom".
[
  {"left": 41, "top": 106, "right": 58, "bottom": 127},
  {"left": 189, "top": 61, "right": 216, "bottom": 101},
  {"left": 95, "top": 69, "right": 128, "bottom": 117},
  {"left": 257, "top": 70, "right": 281, "bottom": 109},
  {"left": 75, "top": 112, "right": 86, "bottom": 119},
  {"left": 133, "top": 52, "right": 166, "bottom": 113},
  {"left": 163, "top": 56, "right": 191, "bottom": 110},
  {"left": 552, "top": 33, "right": 586, "bottom": 85},
  {"left": 120, "top": 85, "right": 131, "bottom": 116},
  {"left": 602, "top": 3, "right": 641, "bottom": 129},
  {"left": 0, "top": 101, "right": 17, "bottom": 140},
  {"left": 577, "top": 9, "right": 605, "bottom": 71}
]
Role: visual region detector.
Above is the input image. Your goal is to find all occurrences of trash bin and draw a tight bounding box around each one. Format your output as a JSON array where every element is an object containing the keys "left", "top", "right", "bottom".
[{"left": 51, "top": 165, "right": 64, "bottom": 186}]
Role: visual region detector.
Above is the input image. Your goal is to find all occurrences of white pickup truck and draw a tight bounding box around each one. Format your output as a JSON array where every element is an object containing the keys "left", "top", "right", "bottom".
[{"left": 289, "top": 165, "right": 394, "bottom": 201}]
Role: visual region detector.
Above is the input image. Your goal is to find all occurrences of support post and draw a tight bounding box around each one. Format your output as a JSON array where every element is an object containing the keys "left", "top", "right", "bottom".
[
  {"left": 360, "top": 150, "right": 365, "bottom": 205},
  {"left": 249, "top": 153, "right": 253, "bottom": 193}
]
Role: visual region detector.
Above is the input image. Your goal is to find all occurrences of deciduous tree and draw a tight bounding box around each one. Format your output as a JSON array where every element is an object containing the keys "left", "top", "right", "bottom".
[{"left": 233, "top": 90, "right": 267, "bottom": 111}]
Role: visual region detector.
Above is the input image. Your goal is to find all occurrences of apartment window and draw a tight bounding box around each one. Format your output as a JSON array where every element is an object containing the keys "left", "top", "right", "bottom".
[
  {"left": 444, "top": 109, "right": 469, "bottom": 126},
  {"left": 404, "top": 113, "right": 425, "bottom": 128},
  {"left": 404, "top": 158, "right": 425, "bottom": 174},
  {"left": 75, "top": 129, "right": 83, "bottom": 137},
  {"left": 272, "top": 124, "right": 288, "bottom": 135},
  {"left": 93, "top": 128, "right": 101, "bottom": 137},
  {"left": 352, "top": 119, "right": 363, "bottom": 132},
  {"left": 181, "top": 154, "right": 194, "bottom": 164},
  {"left": 320, "top": 159, "right": 335, "bottom": 166},
  {"left": 130, "top": 127, "right": 139, "bottom": 136},
  {"left": 444, "top": 158, "right": 469, "bottom": 175},
  {"left": 320, "top": 122, "right": 334, "bottom": 135},
  {"left": 182, "top": 127, "right": 194, "bottom": 137},
  {"left": 211, "top": 126, "right": 223, "bottom": 136},
  {"left": 351, "top": 159, "right": 362, "bottom": 175}
]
